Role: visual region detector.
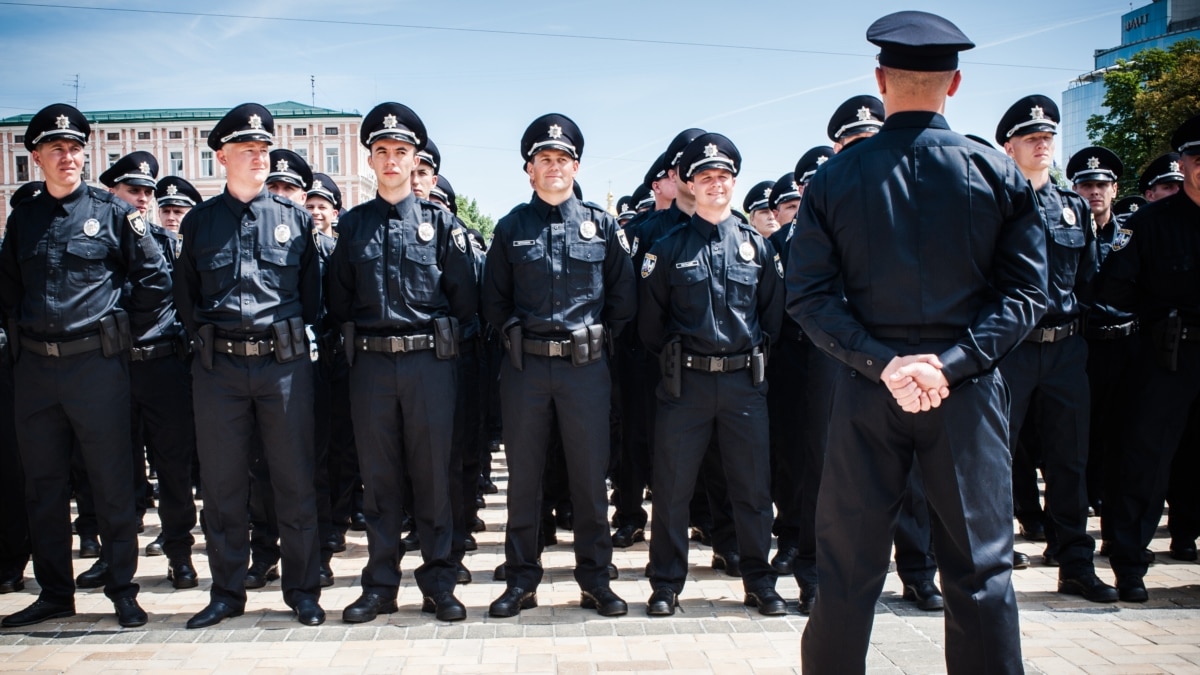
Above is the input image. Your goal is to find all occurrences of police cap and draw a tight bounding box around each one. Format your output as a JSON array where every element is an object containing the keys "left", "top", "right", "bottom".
[
  {"left": 10, "top": 181, "right": 43, "bottom": 208},
  {"left": 617, "top": 195, "right": 637, "bottom": 220},
  {"left": 632, "top": 183, "right": 654, "bottom": 210},
  {"left": 208, "top": 102, "right": 274, "bottom": 150},
  {"left": 665, "top": 128, "right": 706, "bottom": 170},
  {"left": 678, "top": 133, "right": 740, "bottom": 181},
  {"left": 828, "top": 95, "right": 885, "bottom": 142},
  {"left": 644, "top": 152, "right": 669, "bottom": 186},
  {"left": 156, "top": 176, "right": 202, "bottom": 209},
  {"left": 361, "top": 102, "right": 426, "bottom": 150},
  {"left": 521, "top": 113, "right": 583, "bottom": 161},
  {"left": 1138, "top": 152, "right": 1184, "bottom": 193},
  {"left": 418, "top": 138, "right": 441, "bottom": 172},
  {"left": 794, "top": 146, "right": 834, "bottom": 185},
  {"left": 866, "top": 11, "right": 974, "bottom": 72},
  {"left": 307, "top": 172, "right": 342, "bottom": 210},
  {"left": 768, "top": 173, "right": 801, "bottom": 210},
  {"left": 1113, "top": 195, "right": 1146, "bottom": 217},
  {"left": 430, "top": 174, "right": 457, "bottom": 215},
  {"left": 742, "top": 180, "right": 775, "bottom": 213},
  {"left": 99, "top": 151, "right": 158, "bottom": 188},
  {"left": 1067, "top": 146, "right": 1122, "bottom": 184},
  {"left": 25, "top": 103, "right": 90, "bottom": 151},
  {"left": 267, "top": 149, "right": 313, "bottom": 190},
  {"left": 1172, "top": 113, "right": 1200, "bottom": 156},
  {"left": 996, "top": 95, "right": 1059, "bottom": 146}
]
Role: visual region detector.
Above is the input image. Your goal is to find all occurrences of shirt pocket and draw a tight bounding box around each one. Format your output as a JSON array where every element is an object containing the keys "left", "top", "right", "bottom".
[
  {"left": 510, "top": 240, "right": 547, "bottom": 291},
  {"left": 1047, "top": 224, "right": 1085, "bottom": 290},
  {"left": 566, "top": 241, "right": 605, "bottom": 302},
  {"left": 401, "top": 243, "right": 441, "bottom": 307},
  {"left": 668, "top": 262, "right": 708, "bottom": 313},
  {"left": 726, "top": 261, "right": 759, "bottom": 309},
  {"left": 257, "top": 242, "right": 302, "bottom": 292},
  {"left": 64, "top": 238, "right": 110, "bottom": 285},
  {"left": 194, "top": 245, "right": 236, "bottom": 299}
]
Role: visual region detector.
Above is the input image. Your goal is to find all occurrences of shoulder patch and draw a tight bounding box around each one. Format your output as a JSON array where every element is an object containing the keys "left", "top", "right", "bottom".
[
  {"left": 774, "top": 253, "right": 784, "bottom": 278},
  {"left": 127, "top": 211, "right": 147, "bottom": 237},
  {"left": 615, "top": 228, "right": 631, "bottom": 255},
  {"left": 1111, "top": 227, "right": 1133, "bottom": 252},
  {"left": 641, "top": 253, "right": 657, "bottom": 278},
  {"left": 452, "top": 227, "right": 467, "bottom": 253}
]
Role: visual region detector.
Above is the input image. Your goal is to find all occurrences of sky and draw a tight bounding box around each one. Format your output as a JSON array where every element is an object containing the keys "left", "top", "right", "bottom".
[{"left": 0, "top": 0, "right": 1137, "bottom": 219}]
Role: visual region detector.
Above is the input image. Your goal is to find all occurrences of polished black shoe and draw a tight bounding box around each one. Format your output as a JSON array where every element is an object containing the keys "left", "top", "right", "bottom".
[
  {"left": 167, "top": 558, "right": 199, "bottom": 589},
  {"left": 463, "top": 535, "right": 478, "bottom": 552},
  {"left": 1, "top": 599, "right": 75, "bottom": 627},
  {"left": 186, "top": 601, "right": 243, "bottom": 629},
  {"left": 476, "top": 495, "right": 487, "bottom": 509},
  {"left": 422, "top": 592, "right": 467, "bottom": 621},
  {"left": 1170, "top": 539, "right": 1198, "bottom": 562},
  {"left": 325, "top": 534, "right": 347, "bottom": 554},
  {"left": 114, "top": 597, "right": 147, "bottom": 627},
  {"left": 744, "top": 587, "right": 787, "bottom": 616},
  {"left": 581, "top": 586, "right": 628, "bottom": 616},
  {"left": 492, "top": 563, "right": 506, "bottom": 582},
  {"left": 489, "top": 587, "right": 537, "bottom": 618},
  {"left": 798, "top": 584, "right": 818, "bottom": 616},
  {"left": 470, "top": 516, "right": 486, "bottom": 533},
  {"left": 145, "top": 535, "right": 165, "bottom": 557},
  {"left": 456, "top": 562, "right": 473, "bottom": 585},
  {"left": 342, "top": 592, "right": 398, "bottom": 623},
  {"left": 1042, "top": 552, "right": 1059, "bottom": 567},
  {"left": 555, "top": 508, "right": 574, "bottom": 531},
  {"left": 350, "top": 512, "right": 367, "bottom": 531},
  {"left": 712, "top": 551, "right": 742, "bottom": 577},
  {"left": 294, "top": 598, "right": 325, "bottom": 626},
  {"left": 1013, "top": 552, "right": 1031, "bottom": 570},
  {"left": 611, "top": 525, "right": 645, "bottom": 549},
  {"left": 319, "top": 562, "right": 335, "bottom": 588},
  {"left": 902, "top": 580, "right": 945, "bottom": 611},
  {"left": 481, "top": 477, "right": 498, "bottom": 494},
  {"left": 1019, "top": 521, "right": 1046, "bottom": 542},
  {"left": 1058, "top": 573, "right": 1119, "bottom": 603},
  {"left": 76, "top": 560, "right": 110, "bottom": 589},
  {"left": 771, "top": 547, "right": 799, "bottom": 575},
  {"left": 244, "top": 562, "right": 279, "bottom": 589},
  {"left": 689, "top": 525, "right": 713, "bottom": 547},
  {"left": 646, "top": 587, "right": 678, "bottom": 616},
  {"left": 607, "top": 563, "right": 619, "bottom": 580},
  {"left": 1117, "top": 576, "right": 1149, "bottom": 603},
  {"left": 79, "top": 536, "right": 101, "bottom": 559},
  {"left": 401, "top": 530, "right": 420, "bottom": 552},
  {"left": 644, "top": 562, "right": 654, "bottom": 578},
  {"left": 0, "top": 576, "right": 25, "bottom": 594}
]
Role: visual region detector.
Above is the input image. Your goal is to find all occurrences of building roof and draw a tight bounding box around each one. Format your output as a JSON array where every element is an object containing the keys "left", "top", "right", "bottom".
[{"left": 0, "top": 101, "right": 359, "bottom": 127}]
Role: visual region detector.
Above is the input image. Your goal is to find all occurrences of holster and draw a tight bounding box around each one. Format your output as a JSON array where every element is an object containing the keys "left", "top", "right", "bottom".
[
  {"left": 750, "top": 346, "right": 766, "bottom": 386},
  {"left": 1151, "top": 310, "right": 1182, "bottom": 372},
  {"left": 341, "top": 322, "right": 356, "bottom": 367},
  {"left": 173, "top": 325, "right": 193, "bottom": 359},
  {"left": 434, "top": 316, "right": 460, "bottom": 360},
  {"left": 98, "top": 309, "right": 132, "bottom": 358},
  {"left": 660, "top": 337, "right": 682, "bottom": 398},
  {"left": 502, "top": 318, "right": 523, "bottom": 372},
  {"left": 197, "top": 324, "right": 215, "bottom": 370}
]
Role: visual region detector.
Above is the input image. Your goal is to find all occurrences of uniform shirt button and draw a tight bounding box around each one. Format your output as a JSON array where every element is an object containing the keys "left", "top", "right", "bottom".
[
  {"left": 866, "top": 359, "right": 873, "bottom": 366},
  {"left": 829, "top": 342, "right": 835, "bottom": 348}
]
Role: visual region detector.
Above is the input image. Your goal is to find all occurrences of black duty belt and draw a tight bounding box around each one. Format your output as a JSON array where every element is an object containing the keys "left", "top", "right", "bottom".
[
  {"left": 20, "top": 333, "right": 102, "bottom": 358},
  {"left": 129, "top": 340, "right": 177, "bottom": 362},
  {"left": 522, "top": 337, "right": 573, "bottom": 358},
  {"left": 217, "top": 336, "right": 275, "bottom": 357},
  {"left": 871, "top": 326, "right": 963, "bottom": 344},
  {"left": 683, "top": 352, "right": 751, "bottom": 373},
  {"left": 1084, "top": 319, "right": 1137, "bottom": 341},
  {"left": 1025, "top": 318, "right": 1080, "bottom": 344},
  {"left": 356, "top": 334, "right": 435, "bottom": 353}
]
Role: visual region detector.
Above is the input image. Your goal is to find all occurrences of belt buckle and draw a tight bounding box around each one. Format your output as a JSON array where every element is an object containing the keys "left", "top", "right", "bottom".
[
  {"left": 1040, "top": 327, "right": 1054, "bottom": 343},
  {"left": 130, "top": 346, "right": 145, "bottom": 360},
  {"left": 547, "top": 341, "right": 564, "bottom": 358},
  {"left": 243, "top": 341, "right": 260, "bottom": 356},
  {"left": 403, "top": 335, "right": 417, "bottom": 352},
  {"left": 710, "top": 357, "right": 725, "bottom": 373},
  {"left": 44, "top": 341, "right": 60, "bottom": 357}
]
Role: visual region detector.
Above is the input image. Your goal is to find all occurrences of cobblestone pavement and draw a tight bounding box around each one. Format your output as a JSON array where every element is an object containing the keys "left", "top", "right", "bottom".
[{"left": 1, "top": 455, "right": 1198, "bottom": 674}]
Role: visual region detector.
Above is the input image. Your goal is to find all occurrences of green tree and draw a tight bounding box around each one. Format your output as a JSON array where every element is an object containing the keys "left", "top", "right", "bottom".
[
  {"left": 454, "top": 194, "right": 496, "bottom": 242},
  {"left": 1087, "top": 38, "right": 1200, "bottom": 195}
]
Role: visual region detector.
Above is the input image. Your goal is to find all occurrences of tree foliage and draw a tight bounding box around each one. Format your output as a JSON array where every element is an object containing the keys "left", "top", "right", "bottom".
[
  {"left": 1087, "top": 39, "right": 1200, "bottom": 194},
  {"left": 454, "top": 194, "right": 496, "bottom": 242}
]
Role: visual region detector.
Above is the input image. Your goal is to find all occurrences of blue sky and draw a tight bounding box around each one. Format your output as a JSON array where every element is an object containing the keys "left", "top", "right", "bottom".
[{"left": 0, "top": 0, "right": 1134, "bottom": 219}]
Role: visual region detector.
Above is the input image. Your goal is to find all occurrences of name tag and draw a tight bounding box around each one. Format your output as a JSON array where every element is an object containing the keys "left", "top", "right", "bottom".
[
  {"left": 675, "top": 260, "right": 699, "bottom": 269},
  {"left": 513, "top": 239, "right": 537, "bottom": 247}
]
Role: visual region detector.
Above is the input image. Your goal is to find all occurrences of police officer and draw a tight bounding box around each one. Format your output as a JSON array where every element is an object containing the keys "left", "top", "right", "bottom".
[
  {"left": 787, "top": 14, "right": 1042, "bottom": 672},
  {"left": 1139, "top": 152, "right": 1184, "bottom": 201},
  {"left": 100, "top": 152, "right": 199, "bottom": 590},
  {"left": 0, "top": 104, "right": 172, "bottom": 628},
  {"left": 631, "top": 183, "right": 655, "bottom": 214},
  {"left": 639, "top": 132, "right": 785, "bottom": 617},
  {"left": 742, "top": 180, "right": 778, "bottom": 238},
  {"left": 827, "top": 94, "right": 885, "bottom": 152},
  {"left": 174, "top": 102, "right": 325, "bottom": 629},
  {"left": 411, "top": 138, "right": 440, "bottom": 200},
  {"left": 768, "top": 173, "right": 801, "bottom": 231},
  {"left": 156, "top": 176, "right": 202, "bottom": 237},
  {"left": 482, "top": 113, "right": 635, "bottom": 618},
  {"left": 1097, "top": 113, "right": 1200, "bottom": 601},
  {"left": 307, "top": 173, "right": 340, "bottom": 250}
]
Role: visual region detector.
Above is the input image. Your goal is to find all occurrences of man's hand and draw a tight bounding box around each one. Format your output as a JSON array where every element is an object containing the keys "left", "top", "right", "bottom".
[{"left": 881, "top": 354, "right": 951, "bottom": 413}]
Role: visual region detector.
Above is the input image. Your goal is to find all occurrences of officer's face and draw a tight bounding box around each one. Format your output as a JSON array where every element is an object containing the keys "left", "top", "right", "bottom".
[
  {"left": 306, "top": 196, "right": 336, "bottom": 230},
  {"left": 688, "top": 168, "right": 735, "bottom": 209},
  {"left": 217, "top": 141, "right": 270, "bottom": 183},
  {"left": 159, "top": 205, "right": 190, "bottom": 232},
  {"left": 652, "top": 176, "right": 677, "bottom": 201},
  {"left": 749, "top": 209, "right": 779, "bottom": 237},
  {"left": 412, "top": 162, "right": 436, "bottom": 199},
  {"left": 110, "top": 183, "right": 154, "bottom": 215},
  {"left": 526, "top": 149, "right": 578, "bottom": 195},
  {"left": 267, "top": 180, "right": 307, "bottom": 206},
  {"left": 367, "top": 139, "right": 417, "bottom": 192},
  {"left": 1005, "top": 132, "right": 1055, "bottom": 172},
  {"left": 1145, "top": 181, "right": 1180, "bottom": 201},
  {"left": 1074, "top": 180, "right": 1117, "bottom": 218},
  {"left": 1182, "top": 154, "right": 1200, "bottom": 203},
  {"left": 773, "top": 199, "right": 800, "bottom": 229},
  {"left": 31, "top": 139, "right": 85, "bottom": 189}
]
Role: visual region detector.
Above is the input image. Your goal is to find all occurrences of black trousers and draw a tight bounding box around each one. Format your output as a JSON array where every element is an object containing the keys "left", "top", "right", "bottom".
[
  {"left": 1166, "top": 401, "right": 1200, "bottom": 543},
  {"left": 801, "top": 365, "right": 1021, "bottom": 675},
  {"left": 351, "top": 349, "right": 457, "bottom": 598},
  {"left": 130, "top": 354, "right": 197, "bottom": 561},
  {"left": 1085, "top": 334, "right": 1137, "bottom": 542},
  {"left": 192, "top": 353, "right": 320, "bottom": 610},
  {"left": 613, "top": 336, "right": 654, "bottom": 529},
  {"left": 450, "top": 338, "right": 483, "bottom": 563},
  {"left": 0, "top": 359, "right": 29, "bottom": 580},
  {"left": 247, "top": 437, "right": 280, "bottom": 568},
  {"left": 499, "top": 354, "right": 613, "bottom": 592},
  {"left": 15, "top": 351, "right": 140, "bottom": 604},
  {"left": 649, "top": 367, "right": 776, "bottom": 595},
  {"left": 320, "top": 347, "right": 358, "bottom": 537},
  {"left": 894, "top": 464, "right": 937, "bottom": 586}
]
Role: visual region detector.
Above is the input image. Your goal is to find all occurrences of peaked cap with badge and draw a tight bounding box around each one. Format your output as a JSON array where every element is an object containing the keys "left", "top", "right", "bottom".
[
  {"left": 431, "top": 175, "right": 458, "bottom": 215},
  {"left": 768, "top": 173, "right": 801, "bottom": 210},
  {"left": 360, "top": 102, "right": 427, "bottom": 150},
  {"left": 644, "top": 152, "right": 669, "bottom": 186},
  {"left": 866, "top": 10, "right": 975, "bottom": 72},
  {"left": 794, "top": 146, "right": 835, "bottom": 185},
  {"left": 995, "top": 94, "right": 1059, "bottom": 146},
  {"left": 1113, "top": 195, "right": 1146, "bottom": 217},
  {"left": 742, "top": 180, "right": 776, "bottom": 213},
  {"left": 521, "top": 113, "right": 584, "bottom": 161},
  {"left": 207, "top": 102, "right": 274, "bottom": 150},
  {"left": 617, "top": 195, "right": 637, "bottom": 220},
  {"left": 24, "top": 103, "right": 90, "bottom": 151},
  {"left": 1066, "top": 146, "right": 1122, "bottom": 184},
  {"left": 306, "top": 172, "right": 342, "bottom": 210},
  {"left": 156, "top": 176, "right": 202, "bottom": 209},
  {"left": 632, "top": 183, "right": 655, "bottom": 210},
  {"left": 1173, "top": 112, "right": 1200, "bottom": 156},
  {"left": 664, "top": 128, "right": 707, "bottom": 170},
  {"left": 9, "top": 181, "right": 43, "bottom": 208},
  {"left": 99, "top": 151, "right": 159, "bottom": 188},
  {"left": 418, "top": 137, "right": 441, "bottom": 172},
  {"left": 828, "top": 95, "right": 885, "bottom": 142},
  {"left": 1138, "top": 152, "right": 1184, "bottom": 194},
  {"left": 267, "top": 149, "right": 313, "bottom": 190},
  {"left": 678, "top": 133, "right": 740, "bottom": 181}
]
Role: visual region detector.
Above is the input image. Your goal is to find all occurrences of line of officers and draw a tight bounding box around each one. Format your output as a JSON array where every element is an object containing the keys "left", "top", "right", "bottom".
[{"left": 0, "top": 87, "right": 1198, "bottom": 634}]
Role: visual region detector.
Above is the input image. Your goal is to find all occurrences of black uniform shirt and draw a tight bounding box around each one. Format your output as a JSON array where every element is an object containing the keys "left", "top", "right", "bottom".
[
  {"left": 1032, "top": 180, "right": 1098, "bottom": 325},
  {"left": 482, "top": 194, "right": 635, "bottom": 338},
  {"left": 787, "top": 111, "right": 1049, "bottom": 386},
  {"left": 1095, "top": 211, "right": 1129, "bottom": 264},
  {"left": 627, "top": 203, "right": 689, "bottom": 279},
  {"left": 1096, "top": 190, "right": 1200, "bottom": 323},
  {"left": 173, "top": 188, "right": 319, "bottom": 335},
  {"left": 130, "top": 223, "right": 181, "bottom": 344},
  {"left": 639, "top": 213, "right": 783, "bottom": 356},
  {"left": 326, "top": 192, "right": 478, "bottom": 333},
  {"left": 0, "top": 182, "right": 172, "bottom": 340}
]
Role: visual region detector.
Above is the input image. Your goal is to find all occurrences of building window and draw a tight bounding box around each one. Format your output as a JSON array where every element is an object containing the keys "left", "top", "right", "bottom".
[
  {"left": 294, "top": 128, "right": 308, "bottom": 136},
  {"left": 200, "top": 150, "right": 214, "bottom": 177},
  {"left": 16, "top": 156, "right": 29, "bottom": 182},
  {"left": 13, "top": 134, "right": 24, "bottom": 144},
  {"left": 107, "top": 152, "right": 120, "bottom": 168},
  {"left": 82, "top": 157, "right": 91, "bottom": 181},
  {"left": 137, "top": 131, "right": 150, "bottom": 140},
  {"left": 169, "top": 130, "right": 182, "bottom": 140},
  {"left": 106, "top": 132, "right": 120, "bottom": 141},
  {"left": 199, "top": 129, "right": 210, "bottom": 137},
  {"left": 324, "top": 126, "right": 338, "bottom": 135},
  {"left": 324, "top": 147, "right": 340, "bottom": 174},
  {"left": 294, "top": 148, "right": 308, "bottom": 164},
  {"left": 169, "top": 151, "right": 183, "bottom": 175}
]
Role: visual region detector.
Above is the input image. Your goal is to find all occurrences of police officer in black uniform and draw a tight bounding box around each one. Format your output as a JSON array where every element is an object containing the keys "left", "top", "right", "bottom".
[
  {"left": 0, "top": 104, "right": 172, "bottom": 628},
  {"left": 768, "top": 172, "right": 801, "bottom": 230},
  {"left": 1139, "top": 152, "right": 1184, "bottom": 201},
  {"left": 482, "top": 113, "right": 635, "bottom": 618},
  {"left": 1097, "top": 113, "right": 1200, "bottom": 601},
  {"left": 328, "top": 102, "right": 478, "bottom": 623},
  {"left": 156, "top": 176, "right": 202, "bottom": 238},
  {"left": 742, "top": 180, "right": 778, "bottom": 239},
  {"left": 787, "top": 14, "right": 1042, "bottom": 672},
  {"left": 174, "top": 103, "right": 325, "bottom": 629}
]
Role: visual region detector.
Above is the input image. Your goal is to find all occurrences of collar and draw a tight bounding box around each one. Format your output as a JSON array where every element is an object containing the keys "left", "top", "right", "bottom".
[
  {"left": 688, "top": 212, "right": 736, "bottom": 240},
  {"left": 369, "top": 191, "right": 418, "bottom": 221},
  {"left": 531, "top": 193, "right": 579, "bottom": 222},
  {"left": 46, "top": 181, "right": 87, "bottom": 208},
  {"left": 221, "top": 186, "right": 270, "bottom": 216},
  {"left": 880, "top": 111, "right": 950, "bottom": 132}
]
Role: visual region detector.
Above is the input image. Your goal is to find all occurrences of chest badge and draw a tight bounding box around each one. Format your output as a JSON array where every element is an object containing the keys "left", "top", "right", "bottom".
[
  {"left": 739, "top": 241, "right": 755, "bottom": 262},
  {"left": 579, "top": 220, "right": 596, "bottom": 239},
  {"left": 1062, "top": 209, "right": 1076, "bottom": 226},
  {"left": 641, "top": 253, "right": 657, "bottom": 278},
  {"left": 417, "top": 222, "right": 435, "bottom": 243},
  {"left": 274, "top": 224, "right": 291, "bottom": 244},
  {"left": 83, "top": 218, "right": 101, "bottom": 237}
]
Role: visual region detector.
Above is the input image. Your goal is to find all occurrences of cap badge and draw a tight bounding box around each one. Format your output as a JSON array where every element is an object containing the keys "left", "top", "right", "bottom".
[
  {"left": 55, "top": 115, "right": 70, "bottom": 129},
  {"left": 791, "top": 181, "right": 799, "bottom": 192},
  {"left": 382, "top": 114, "right": 398, "bottom": 129},
  {"left": 166, "top": 184, "right": 178, "bottom": 196},
  {"left": 703, "top": 143, "right": 718, "bottom": 158},
  {"left": 312, "top": 179, "right": 323, "bottom": 191},
  {"left": 1087, "top": 157, "right": 1100, "bottom": 170},
  {"left": 83, "top": 218, "right": 100, "bottom": 237},
  {"left": 548, "top": 124, "right": 563, "bottom": 139},
  {"left": 739, "top": 241, "right": 755, "bottom": 262},
  {"left": 856, "top": 107, "right": 873, "bottom": 121},
  {"left": 1130, "top": 203, "right": 1139, "bottom": 212},
  {"left": 248, "top": 114, "right": 263, "bottom": 130},
  {"left": 274, "top": 224, "right": 291, "bottom": 244},
  {"left": 417, "top": 222, "right": 435, "bottom": 243},
  {"left": 275, "top": 159, "right": 289, "bottom": 172},
  {"left": 816, "top": 155, "right": 828, "bottom": 165},
  {"left": 1030, "top": 106, "right": 1045, "bottom": 121},
  {"left": 763, "top": 187, "right": 772, "bottom": 198},
  {"left": 579, "top": 220, "right": 596, "bottom": 239},
  {"left": 1170, "top": 161, "right": 1181, "bottom": 173}
]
